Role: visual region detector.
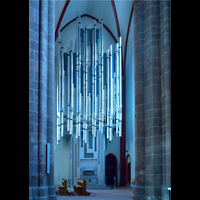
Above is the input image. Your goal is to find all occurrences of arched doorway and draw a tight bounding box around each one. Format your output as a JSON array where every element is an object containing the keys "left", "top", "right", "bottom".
[
  {"left": 105, "top": 153, "right": 117, "bottom": 186},
  {"left": 126, "top": 154, "right": 131, "bottom": 185}
]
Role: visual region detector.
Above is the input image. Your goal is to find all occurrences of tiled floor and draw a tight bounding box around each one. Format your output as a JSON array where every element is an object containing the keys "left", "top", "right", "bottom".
[{"left": 57, "top": 187, "right": 133, "bottom": 200}]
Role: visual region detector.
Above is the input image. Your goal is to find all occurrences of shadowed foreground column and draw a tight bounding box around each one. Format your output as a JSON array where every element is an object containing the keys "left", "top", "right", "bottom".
[
  {"left": 133, "top": 1, "right": 171, "bottom": 200},
  {"left": 133, "top": 1, "right": 146, "bottom": 199},
  {"left": 29, "top": 0, "right": 56, "bottom": 199}
]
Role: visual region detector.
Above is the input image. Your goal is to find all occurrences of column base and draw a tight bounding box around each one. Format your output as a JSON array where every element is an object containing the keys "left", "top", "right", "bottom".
[
  {"left": 132, "top": 186, "right": 168, "bottom": 200},
  {"left": 29, "top": 186, "right": 57, "bottom": 200}
]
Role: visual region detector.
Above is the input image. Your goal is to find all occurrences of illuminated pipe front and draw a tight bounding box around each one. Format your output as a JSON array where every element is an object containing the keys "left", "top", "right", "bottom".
[{"left": 56, "top": 14, "right": 123, "bottom": 143}]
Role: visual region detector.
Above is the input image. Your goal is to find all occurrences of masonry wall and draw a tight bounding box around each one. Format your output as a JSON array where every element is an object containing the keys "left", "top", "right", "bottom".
[
  {"left": 133, "top": 1, "right": 171, "bottom": 200},
  {"left": 29, "top": 0, "right": 57, "bottom": 199}
]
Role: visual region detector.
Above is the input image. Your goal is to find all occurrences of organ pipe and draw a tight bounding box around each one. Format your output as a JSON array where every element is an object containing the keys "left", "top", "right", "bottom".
[
  {"left": 115, "top": 43, "right": 119, "bottom": 136},
  {"left": 70, "top": 41, "right": 73, "bottom": 135},
  {"left": 85, "top": 24, "right": 88, "bottom": 143},
  {"left": 61, "top": 38, "right": 64, "bottom": 137},
  {"left": 76, "top": 14, "right": 79, "bottom": 139},
  {"left": 119, "top": 37, "right": 122, "bottom": 137},
  {"left": 98, "top": 37, "right": 101, "bottom": 132},
  {"left": 78, "top": 16, "right": 81, "bottom": 137},
  {"left": 106, "top": 49, "right": 109, "bottom": 139},
  {"left": 57, "top": 31, "right": 61, "bottom": 144},
  {"left": 59, "top": 36, "right": 62, "bottom": 137},
  {"left": 83, "top": 26, "right": 86, "bottom": 142},
  {"left": 56, "top": 14, "right": 122, "bottom": 143},
  {"left": 94, "top": 20, "right": 97, "bottom": 137},
  {"left": 67, "top": 47, "right": 70, "bottom": 132},
  {"left": 92, "top": 27, "right": 94, "bottom": 136},
  {"left": 110, "top": 45, "right": 113, "bottom": 142},
  {"left": 101, "top": 14, "right": 104, "bottom": 134}
]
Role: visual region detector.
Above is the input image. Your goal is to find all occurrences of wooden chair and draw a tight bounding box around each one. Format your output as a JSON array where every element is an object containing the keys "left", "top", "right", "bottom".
[
  {"left": 73, "top": 179, "right": 90, "bottom": 196},
  {"left": 58, "top": 179, "right": 71, "bottom": 196}
]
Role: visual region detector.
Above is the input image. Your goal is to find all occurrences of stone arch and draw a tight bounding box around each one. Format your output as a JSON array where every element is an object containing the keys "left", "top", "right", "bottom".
[
  {"left": 105, "top": 153, "right": 118, "bottom": 186},
  {"left": 126, "top": 154, "right": 131, "bottom": 185}
]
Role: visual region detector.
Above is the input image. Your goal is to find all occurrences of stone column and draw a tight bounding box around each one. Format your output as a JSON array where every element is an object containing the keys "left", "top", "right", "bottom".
[
  {"left": 160, "top": 0, "right": 171, "bottom": 198},
  {"left": 29, "top": 1, "right": 40, "bottom": 198},
  {"left": 120, "top": 58, "right": 127, "bottom": 186},
  {"left": 143, "top": 1, "right": 163, "bottom": 198},
  {"left": 133, "top": 0, "right": 146, "bottom": 198},
  {"left": 38, "top": 1, "right": 48, "bottom": 197},
  {"left": 29, "top": 0, "right": 56, "bottom": 199},
  {"left": 133, "top": 1, "right": 171, "bottom": 199},
  {"left": 47, "top": 0, "right": 56, "bottom": 199}
]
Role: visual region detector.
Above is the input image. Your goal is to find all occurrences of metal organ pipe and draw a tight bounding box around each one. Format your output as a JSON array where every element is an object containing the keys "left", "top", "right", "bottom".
[
  {"left": 115, "top": 43, "right": 119, "bottom": 136},
  {"left": 78, "top": 16, "right": 81, "bottom": 137},
  {"left": 67, "top": 47, "right": 70, "bottom": 132},
  {"left": 76, "top": 15, "right": 79, "bottom": 139},
  {"left": 92, "top": 27, "right": 94, "bottom": 136},
  {"left": 98, "top": 37, "right": 101, "bottom": 132},
  {"left": 89, "top": 92, "right": 91, "bottom": 124},
  {"left": 101, "top": 14, "right": 104, "bottom": 134},
  {"left": 106, "top": 49, "right": 109, "bottom": 139},
  {"left": 70, "top": 41, "right": 73, "bottom": 135},
  {"left": 94, "top": 20, "right": 97, "bottom": 137},
  {"left": 82, "top": 26, "right": 86, "bottom": 141},
  {"left": 119, "top": 37, "right": 122, "bottom": 137},
  {"left": 61, "top": 38, "right": 64, "bottom": 137},
  {"left": 59, "top": 36, "right": 62, "bottom": 137},
  {"left": 110, "top": 45, "right": 113, "bottom": 142},
  {"left": 85, "top": 24, "right": 88, "bottom": 143},
  {"left": 57, "top": 31, "right": 61, "bottom": 144},
  {"left": 56, "top": 14, "right": 123, "bottom": 144}
]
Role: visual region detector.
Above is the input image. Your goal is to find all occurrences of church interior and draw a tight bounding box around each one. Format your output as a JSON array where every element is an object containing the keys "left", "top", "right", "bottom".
[{"left": 29, "top": 0, "right": 171, "bottom": 199}]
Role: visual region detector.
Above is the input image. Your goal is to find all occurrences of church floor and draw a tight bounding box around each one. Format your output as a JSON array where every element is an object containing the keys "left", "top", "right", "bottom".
[{"left": 56, "top": 187, "right": 133, "bottom": 200}]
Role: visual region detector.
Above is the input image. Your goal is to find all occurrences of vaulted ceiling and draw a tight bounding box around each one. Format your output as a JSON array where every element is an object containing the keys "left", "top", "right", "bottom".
[{"left": 55, "top": 0, "right": 134, "bottom": 67}]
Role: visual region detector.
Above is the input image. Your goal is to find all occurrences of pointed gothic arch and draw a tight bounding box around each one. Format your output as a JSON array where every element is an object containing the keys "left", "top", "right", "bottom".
[
  {"left": 105, "top": 153, "right": 118, "bottom": 186},
  {"left": 126, "top": 154, "right": 131, "bottom": 185}
]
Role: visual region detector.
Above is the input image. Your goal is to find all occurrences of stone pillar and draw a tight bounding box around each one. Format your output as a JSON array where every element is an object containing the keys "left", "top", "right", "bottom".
[
  {"left": 160, "top": 0, "right": 171, "bottom": 198},
  {"left": 29, "top": 1, "right": 40, "bottom": 199},
  {"left": 143, "top": 1, "right": 163, "bottom": 198},
  {"left": 133, "top": 1, "right": 171, "bottom": 200},
  {"left": 29, "top": 0, "right": 56, "bottom": 199},
  {"left": 38, "top": 1, "right": 48, "bottom": 197},
  {"left": 120, "top": 63, "right": 127, "bottom": 186},
  {"left": 47, "top": 1, "right": 56, "bottom": 199},
  {"left": 133, "top": 0, "right": 146, "bottom": 198}
]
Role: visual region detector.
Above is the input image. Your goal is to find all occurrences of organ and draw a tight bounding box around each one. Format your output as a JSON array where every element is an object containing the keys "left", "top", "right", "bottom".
[{"left": 56, "top": 13, "right": 122, "bottom": 144}]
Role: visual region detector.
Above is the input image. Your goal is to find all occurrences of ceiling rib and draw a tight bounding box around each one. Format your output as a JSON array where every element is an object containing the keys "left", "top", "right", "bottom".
[
  {"left": 60, "top": 14, "right": 117, "bottom": 43},
  {"left": 55, "top": 0, "right": 71, "bottom": 41}
]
